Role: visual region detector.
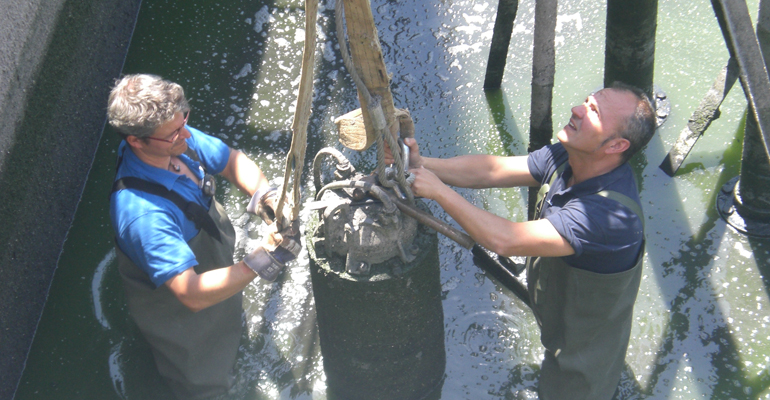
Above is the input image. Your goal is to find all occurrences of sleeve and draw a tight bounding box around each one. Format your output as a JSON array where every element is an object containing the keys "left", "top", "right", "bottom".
[
  {"left": 118, "top": 209, "right": 199, "bottom": 287},
  {"left": 544, "top": 195, "right": 644, "bottom": 258},
  {"left": 527, "top": 143, "right": 568, "bottom": 185},
  {"left": 186, "top": 126, "right": 232, "bottom": 175}
]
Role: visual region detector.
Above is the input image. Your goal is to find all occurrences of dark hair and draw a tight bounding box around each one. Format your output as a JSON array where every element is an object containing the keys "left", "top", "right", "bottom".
[{"left": 608, "top": 81, "right": 657, "bottom": 162}]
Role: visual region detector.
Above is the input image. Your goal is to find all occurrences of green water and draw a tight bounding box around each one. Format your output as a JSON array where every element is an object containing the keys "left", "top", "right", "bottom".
[{"left": 15, "top": 0, "right": 770, "bottom": 398}]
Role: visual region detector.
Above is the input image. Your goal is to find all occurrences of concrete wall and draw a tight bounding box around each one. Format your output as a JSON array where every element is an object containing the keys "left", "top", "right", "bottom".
[{"left": 0, "top": 0, "right": 142, "bottom": 397}]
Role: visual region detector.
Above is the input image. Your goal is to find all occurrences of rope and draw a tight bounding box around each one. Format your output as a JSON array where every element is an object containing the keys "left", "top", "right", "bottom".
[
  {"left": 334, "top": 0, "right": 414, "bottom": 202},
  {"left": 275, "top": 0, "right": 318, "bottom": 224}
]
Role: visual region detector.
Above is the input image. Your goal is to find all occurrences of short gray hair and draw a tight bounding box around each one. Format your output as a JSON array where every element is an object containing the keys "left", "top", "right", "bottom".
[
  {"left": 107, "top": 74, "right": 190, "bottom": 139},
  {"left": 608, "top": 82, "right": 657, "bottom": 162}
]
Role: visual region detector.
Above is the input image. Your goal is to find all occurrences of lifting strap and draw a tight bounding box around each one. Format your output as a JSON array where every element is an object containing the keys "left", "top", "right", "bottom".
[{"left": 274, "top": 0, "right": 318, "bottom": 224}]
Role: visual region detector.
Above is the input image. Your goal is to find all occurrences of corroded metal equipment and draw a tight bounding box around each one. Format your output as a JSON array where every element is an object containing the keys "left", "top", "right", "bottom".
[
  {"left": 308, "top": 148, "right": 445, "bottom": 400},
  {"left": 315, "top": 174, "right": 418, "bottom": 276}
]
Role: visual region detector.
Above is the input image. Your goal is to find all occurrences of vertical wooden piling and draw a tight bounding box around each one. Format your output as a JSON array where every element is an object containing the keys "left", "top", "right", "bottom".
[
  {"left": 736, "top": 116, "right": 770, "bottom": 221},
  {"left": 716, "top": 0, "right": 770, "bottom": 236},
  {"left": 757, "top": 0, "right": 770, "bottom": 70},
  {"left": 483, "top": 0, "right": 519, "bottom": 90},
  {"left": 736, "top": 0, "right": 770, "bottom": 223},
  {"left": 529, "top": 0, "right": 557, "bottom": 152},
  {"left": 604, "top": 0, "right": 658, "bottom": 96},
  {"left": 527, "top": 0, "right": 558, "bottom": 220}
]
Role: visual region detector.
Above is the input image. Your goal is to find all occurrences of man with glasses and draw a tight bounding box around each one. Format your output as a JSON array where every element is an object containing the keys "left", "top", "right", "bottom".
[
  {"left": 107, "top": 74, "right": 299, "bottom": 399},
  {"left": 402, "top": 82, "right": 656, "bottom": 399}
]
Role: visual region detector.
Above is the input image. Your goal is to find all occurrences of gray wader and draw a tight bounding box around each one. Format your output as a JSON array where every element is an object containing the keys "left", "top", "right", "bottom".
[
  {"left": 116, "top": 198, "right": 242, "bottom": 400},
  {"left": 526, "top": 163, "right": 644, "bottom": 400}
]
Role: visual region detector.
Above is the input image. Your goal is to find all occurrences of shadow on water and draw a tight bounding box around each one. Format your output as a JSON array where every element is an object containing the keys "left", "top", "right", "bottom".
[{"left": 638, "top": 111, "right": 770, "bottom": 399}]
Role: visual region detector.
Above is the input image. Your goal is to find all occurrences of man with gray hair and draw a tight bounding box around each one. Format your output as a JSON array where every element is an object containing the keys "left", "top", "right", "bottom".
[
  {"left": 108, "top": 74, "right": 299, "bottom": 399},
  {"left": 404, "top": 82, "right": 656, "bottom": 399}
]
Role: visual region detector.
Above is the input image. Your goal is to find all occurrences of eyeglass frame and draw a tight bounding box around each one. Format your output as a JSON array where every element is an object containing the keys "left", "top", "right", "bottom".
[{"left": 145, "top": 111, "right": 189, "bottom": 144}]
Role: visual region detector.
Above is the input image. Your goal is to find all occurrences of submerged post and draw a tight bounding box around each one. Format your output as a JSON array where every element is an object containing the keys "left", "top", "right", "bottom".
[
  {"left": 604, "top": 0, "right": 658, "bottom": 97},
  {"left": 527, "top": 0, "right": 557, "bottom": 220},
  {"left": 484, "top": 0, "right": 519, "bottom": 90},
  {"left": 717, "top": 0, "right": 770, "bottom": 237}
]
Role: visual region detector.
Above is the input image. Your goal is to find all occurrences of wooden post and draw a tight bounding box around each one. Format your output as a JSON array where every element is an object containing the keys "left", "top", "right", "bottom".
[
  {"left": 604, "top": 0, "right": 658, "bottom": 97},
  {"left": 527, "top": 0, "right": 557, "bottom": 220},
  {"left": 736, "top": 0, "right": 770, "bottom": 223},
  {"left": 529, "top": 0, "right": 557, "bottom": 153},
  {"left": 484, "top": 0, "right": 520, "bottom": 90},
  {"left": 342, "top": 0, "right": 399, "bottom": 145},
  {"left": 758, "top": 0, "right": 770, "bottom": 71}
]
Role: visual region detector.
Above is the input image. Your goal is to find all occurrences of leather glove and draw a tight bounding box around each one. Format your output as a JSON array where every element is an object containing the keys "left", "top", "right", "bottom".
[
  {"left": 247, "top": 187, "right": 279, "bottom": 225},
  {"left": 243, "top": 220, "right": 301, "bottom": 281}
]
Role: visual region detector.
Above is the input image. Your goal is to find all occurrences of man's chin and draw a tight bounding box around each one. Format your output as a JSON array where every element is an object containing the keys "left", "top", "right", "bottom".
[
  {"left": 556, "top": 130, "right": 568, "bottom": 143},
  {"left": 172, "top": 141, "right": 189, "bottom": 155}
]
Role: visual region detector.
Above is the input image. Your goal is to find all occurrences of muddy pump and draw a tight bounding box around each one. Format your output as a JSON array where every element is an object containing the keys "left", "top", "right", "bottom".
[
  {"left": 307, "top": 146, "right": 446, "bottom": 400},
  {"left": 311, "top": 147, "right": 419, "bottom": 276}
]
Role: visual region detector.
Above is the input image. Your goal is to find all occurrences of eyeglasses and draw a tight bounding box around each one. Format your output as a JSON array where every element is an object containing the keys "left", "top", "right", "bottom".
[{"left": 146, "top": 111, "right": 189, "bottom": 144}]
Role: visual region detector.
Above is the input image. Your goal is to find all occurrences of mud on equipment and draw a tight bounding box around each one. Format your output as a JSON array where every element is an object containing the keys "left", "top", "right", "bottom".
[{"left": 308, "top": 149, "right": 445, "bottom": 400}]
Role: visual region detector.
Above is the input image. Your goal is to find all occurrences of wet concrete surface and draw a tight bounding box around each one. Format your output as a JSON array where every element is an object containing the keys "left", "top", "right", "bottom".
[{"left": 0, "top": 0, "right": 141, "bottom": 397}]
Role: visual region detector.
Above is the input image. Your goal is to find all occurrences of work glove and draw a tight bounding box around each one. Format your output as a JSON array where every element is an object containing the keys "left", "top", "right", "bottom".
[
  {"left": 243, "top": 220, "right": 301, "bottom": 281},
  {"left": 247, "top": 187, "right": 279, "bottom": 225}
]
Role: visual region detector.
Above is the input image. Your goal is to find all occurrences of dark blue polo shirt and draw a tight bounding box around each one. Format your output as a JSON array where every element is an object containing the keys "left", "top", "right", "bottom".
[{"left": 527, "top": 143, "right": 644, "bottom": 273}]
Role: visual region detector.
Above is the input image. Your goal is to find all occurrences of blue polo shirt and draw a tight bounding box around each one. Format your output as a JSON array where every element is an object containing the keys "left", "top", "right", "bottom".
[
  {"left": 527, "top": 143, "right": 644, "bottom": 273},
  {"left": 110, "top": 126, "right": 231, "bottom": 287}
]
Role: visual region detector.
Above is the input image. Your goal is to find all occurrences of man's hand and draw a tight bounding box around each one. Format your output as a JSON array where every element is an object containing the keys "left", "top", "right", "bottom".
[
  {"left": 248, "top": 187, "right": 284, "bottom": 226},
  {"left": 384, "top": 137, "right": 424, "bottom": 168},
  {"left": 247, "top": 187, "right": 294, "bottom": 229},
  {"left": 409, "top": 166, "right": 450, "bottom": 201},
  {"left": 265, "top": 219, "right": 301, "bottom": 260},
  {"left": 402, "top": 137, "right": 424, "bottom": 169},
  {"left": 242, "top": 220, "right": 301, "bottom": 282}
]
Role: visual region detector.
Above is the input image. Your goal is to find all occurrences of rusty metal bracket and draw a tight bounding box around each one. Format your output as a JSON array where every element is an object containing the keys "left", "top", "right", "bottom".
[
  {"left": 712, "top": 0, "right": 770, "bottom": 160},
  {"left": 659, "top": 58, "right": 739, "bottom": 176}
]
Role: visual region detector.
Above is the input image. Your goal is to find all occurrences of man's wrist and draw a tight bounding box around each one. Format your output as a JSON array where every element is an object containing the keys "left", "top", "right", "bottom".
[
  {"left": 243, "top": 246, "right": 284, "bottom": 281},
  {"left": 253, "top": 186, "right": 275, "bottom": 201},
  {"left": 247, "top": 186, "right": 276, "bottom": 214},
  {"left": 419, "top": 156, "right": 440, "bottom": 172}
]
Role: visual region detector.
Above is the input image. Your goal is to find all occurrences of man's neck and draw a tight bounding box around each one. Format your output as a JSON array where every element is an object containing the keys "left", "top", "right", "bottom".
[
  {"left": 129, "top": 145, "right": 172, "bottom": 171},
  {"left": 566, "top": 153, "right": 624, "bottom": 187}
]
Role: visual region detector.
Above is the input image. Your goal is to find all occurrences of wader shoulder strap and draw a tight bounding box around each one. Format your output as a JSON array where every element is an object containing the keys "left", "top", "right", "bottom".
[
  {"left": 538, "top": 161, "right": 644, "bottom": 228},
  {"left": 112, "top": 177, "right": 221, "bottom": 241},
  {"left": 595, "top": 190, "right": 644, "bottom": 229},
  {"left": 535, "top": 162, "right": 569, "bottom": 217},
  {"left": 547, "top": 162, "right": 568, "bottom": 187}
]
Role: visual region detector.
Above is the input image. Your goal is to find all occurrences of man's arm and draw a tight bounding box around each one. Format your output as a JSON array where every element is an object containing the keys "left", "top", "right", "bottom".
[
  {"left": 410, "top": 166, "right": 574, "bottom": 258},
  {"left": 165, "top": 222, "right": 301, "bottom": 312},
  {"left": 219, "top": 149, "right": 271, "bottom": 197},
  {"left": 404, "top": 137, "right": 540, "bottom": 189},
  {"left": 165, "top": 150, "right": 293, "bottom": 312},
  {"left": 165, "top": 262, "right": 257, "bottom": 312}
]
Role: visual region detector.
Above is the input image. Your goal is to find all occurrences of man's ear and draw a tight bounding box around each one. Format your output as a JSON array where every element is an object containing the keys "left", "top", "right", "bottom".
[
  {"left": 125, "top": 135, "right": 144, "bottom": 150},
  {"left": 606, "top": 137, "right": 630, "bottom": 155}
]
